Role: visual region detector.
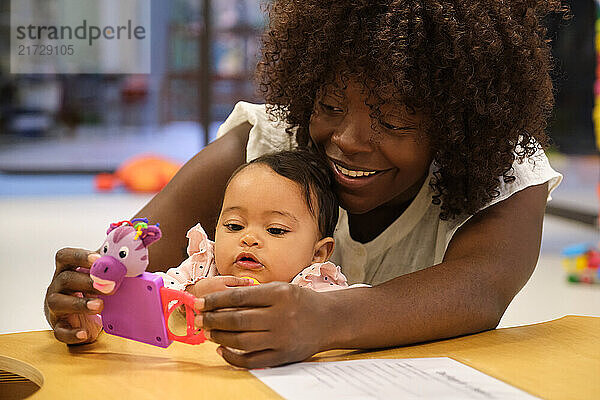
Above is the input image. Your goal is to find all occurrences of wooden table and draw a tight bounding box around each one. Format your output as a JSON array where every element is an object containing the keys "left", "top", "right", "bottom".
[{"left": 0, "top": 315, "right": 598, "bottom": 399}]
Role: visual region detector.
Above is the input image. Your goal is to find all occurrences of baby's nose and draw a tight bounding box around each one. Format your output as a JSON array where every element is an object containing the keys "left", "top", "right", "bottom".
[{"left": 240, "top": 232, "right": 259, "bottom": 247}]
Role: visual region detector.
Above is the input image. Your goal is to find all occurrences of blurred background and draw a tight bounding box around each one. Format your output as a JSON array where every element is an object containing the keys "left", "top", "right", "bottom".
[{"left": 0, "top": 0, "right": 598, "bottom": 333}]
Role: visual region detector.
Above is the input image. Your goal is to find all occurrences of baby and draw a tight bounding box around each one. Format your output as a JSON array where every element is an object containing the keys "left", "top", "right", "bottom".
[{"left": 158, "top": 150, "right": 356, "bottom": 297}]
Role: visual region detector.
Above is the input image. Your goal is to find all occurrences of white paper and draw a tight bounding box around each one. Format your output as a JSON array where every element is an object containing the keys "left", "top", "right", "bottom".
[{"left": 251, "top": 357, "right": 539, "bottom": 400}]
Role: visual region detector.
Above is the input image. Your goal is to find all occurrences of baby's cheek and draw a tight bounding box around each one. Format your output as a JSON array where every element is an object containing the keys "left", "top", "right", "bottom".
[
  {"left": 213, "top": 242, "right": 231, "bottom": 275},
  {"left": 271, "top": 258, "right": 309, "bottom": 283}
]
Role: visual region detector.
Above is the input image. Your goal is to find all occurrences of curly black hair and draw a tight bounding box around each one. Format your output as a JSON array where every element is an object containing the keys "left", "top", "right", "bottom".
[{"left": 256, "top": 0, "right": 569, "bottom": 220}]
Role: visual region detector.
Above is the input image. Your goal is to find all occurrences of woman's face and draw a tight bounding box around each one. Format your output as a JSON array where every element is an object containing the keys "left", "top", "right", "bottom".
[{"left": 309, "top": 80, "right": 433, "bottom": 214}]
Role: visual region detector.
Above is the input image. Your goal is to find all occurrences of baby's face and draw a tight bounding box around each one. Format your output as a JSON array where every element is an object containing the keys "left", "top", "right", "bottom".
[{"left": 214, "top": 164, "right": 326, "bottom": 283}]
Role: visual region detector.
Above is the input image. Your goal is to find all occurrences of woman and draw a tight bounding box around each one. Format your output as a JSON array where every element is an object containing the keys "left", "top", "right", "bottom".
[{"left": 45, "top": 0, "right": 566, "bottom": 368}]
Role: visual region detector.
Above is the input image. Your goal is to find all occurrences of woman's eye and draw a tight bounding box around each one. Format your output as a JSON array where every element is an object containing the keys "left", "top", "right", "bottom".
[
  {"left": 319, "top": 101, "right": 343, "bottom": 114},
  {"left": 380, "top": 120, "right": 417, "bottom": 133},
  {"left": 267, "top": 227, "right": 288, "bottom": 235},
  {"left": 225, "top": 223, "right": 243, "bottom": 231}
]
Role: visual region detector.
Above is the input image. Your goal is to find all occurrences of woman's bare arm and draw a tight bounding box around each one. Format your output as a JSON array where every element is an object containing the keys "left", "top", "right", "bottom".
[
  {"left": 44, "top": 123, "right": 251, "bottom": 345},
  {"left": 321, "top": 182, "right": 549, "bottom": 349},
  {"left": 136, "top": 122, "right": 251, "bottom": 272},
  {"left": 198, "top": 182, "right": 548, "bottom": 368}
]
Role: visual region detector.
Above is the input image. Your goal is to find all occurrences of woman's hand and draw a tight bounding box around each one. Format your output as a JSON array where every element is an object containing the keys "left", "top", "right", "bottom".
[
  {"left": 45, "top": 248, "right": 104, "bottom": 345},
  {"left": 186, "top": 276, "right": 255, "bottom": 298},
  {"left": 195, "top": 282, "right": 333, "bottom": 368}
]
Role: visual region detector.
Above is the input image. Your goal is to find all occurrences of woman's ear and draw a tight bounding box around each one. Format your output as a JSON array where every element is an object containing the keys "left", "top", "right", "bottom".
[{"left": 312, "top": 237, "right": 335, "bottom": 263}]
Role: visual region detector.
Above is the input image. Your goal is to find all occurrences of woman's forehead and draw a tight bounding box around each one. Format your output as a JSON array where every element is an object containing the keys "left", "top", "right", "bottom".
[
  {"left": 320, "top": 78, "right": 411, "bottom": 110},
  {"left": 320, "top": 81, "right": 418, "bottom": 118}
]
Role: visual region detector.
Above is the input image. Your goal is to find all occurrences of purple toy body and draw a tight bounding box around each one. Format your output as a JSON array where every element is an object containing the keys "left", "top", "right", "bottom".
[
  {"left": 99, "top": 272, "right": 172, "bottom": 348},
  {"left": 89, "top": 219, "right": 169, "bottom": 347}
]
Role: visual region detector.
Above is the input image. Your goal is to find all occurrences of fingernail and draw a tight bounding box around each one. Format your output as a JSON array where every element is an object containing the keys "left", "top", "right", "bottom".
[
  {"left": 204, "top": 330, "right": 211, "bottom": 340},
  {"left": 87, "top": 299, "right": 102, "bottom": 311},
  {"left": 76, "top": 330, "right": 87, "bottom": 340},
  {"left": 88, "top": 253, "right": 100, "bottom": 263},
  {"left": 195, "top": 298, "right": 205, "bottom": 311},
  {"left": 195, "top": 315, "right": 203, "bottom": 329}
]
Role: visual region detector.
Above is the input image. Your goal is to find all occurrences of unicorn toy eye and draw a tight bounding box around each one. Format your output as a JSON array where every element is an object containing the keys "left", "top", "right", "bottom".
[
  {"left": 118, "top": 246, "right": 129, "bottom": 259},
  {"left": 102, "top": 243, "right": 109, "bottom": 254}
]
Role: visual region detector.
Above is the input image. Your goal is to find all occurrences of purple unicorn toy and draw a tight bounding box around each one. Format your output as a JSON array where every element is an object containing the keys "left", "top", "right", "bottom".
[
  {"left": 90, "top": 218, "right": 161, "bottom": 294},
  {"left": 89, "top": 218, "right": 205, "bottom": 348}
]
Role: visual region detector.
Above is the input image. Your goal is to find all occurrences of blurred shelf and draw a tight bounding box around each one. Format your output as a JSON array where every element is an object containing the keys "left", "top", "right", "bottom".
[{"left": 161, "top": 0, "right": 264, "bottom": 141}]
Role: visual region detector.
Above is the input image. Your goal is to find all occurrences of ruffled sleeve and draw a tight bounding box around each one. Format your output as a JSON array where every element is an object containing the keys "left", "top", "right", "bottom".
[
  {"left": 291, "top": 262, "right": 352, "bottom": 291},
  {"left": 156, "top": 223, "right": 217, "bottom": 291},
  {"left": 215, "top": 102, "right": 297, "bottom": 162}
]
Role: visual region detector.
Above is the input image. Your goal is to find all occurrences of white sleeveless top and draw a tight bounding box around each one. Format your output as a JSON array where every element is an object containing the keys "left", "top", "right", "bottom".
[{"left": 217, "top": 102, "right": 563, "bottom": 285}]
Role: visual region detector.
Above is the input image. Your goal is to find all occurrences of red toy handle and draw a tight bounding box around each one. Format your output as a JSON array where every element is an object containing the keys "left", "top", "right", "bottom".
[{"left": 160, "top": 287, "right": 206, "bottom": 345}]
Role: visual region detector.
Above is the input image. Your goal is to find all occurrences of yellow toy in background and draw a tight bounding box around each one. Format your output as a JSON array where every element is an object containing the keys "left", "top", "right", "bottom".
[{"left": 95, "top": 154, "right": 181, "bottom": 193}]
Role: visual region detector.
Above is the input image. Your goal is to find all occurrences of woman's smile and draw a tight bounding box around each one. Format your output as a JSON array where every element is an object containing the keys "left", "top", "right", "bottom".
[{"left": 328, "top": 158, "right": 389, "bottom": 190}]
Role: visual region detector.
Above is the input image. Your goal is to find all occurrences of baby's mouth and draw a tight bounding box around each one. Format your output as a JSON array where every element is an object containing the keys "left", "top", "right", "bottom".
[{"left": 235, "top": 253, "right": 264, "bottom": 270}]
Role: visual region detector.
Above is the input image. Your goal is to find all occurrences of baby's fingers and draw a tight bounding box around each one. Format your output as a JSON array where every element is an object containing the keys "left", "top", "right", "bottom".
[{"left": 221, "top": 276, "right": 255, "bottom": 287}]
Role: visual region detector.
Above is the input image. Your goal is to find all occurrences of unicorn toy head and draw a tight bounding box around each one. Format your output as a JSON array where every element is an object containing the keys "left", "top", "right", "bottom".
[{"left": 90, "top": 218, "right": 161, "bottom": 294}]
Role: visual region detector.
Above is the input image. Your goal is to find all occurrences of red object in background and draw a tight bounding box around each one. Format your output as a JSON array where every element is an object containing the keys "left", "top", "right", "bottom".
[
  {"left": 95, "top": 155, "right": 181, "bottom": 193},
  {"left": 588, "top": 250, "right": 600, "bottom": 269},
  {"left": 121, "top": 75, "right": 148, "bottom": 104}
]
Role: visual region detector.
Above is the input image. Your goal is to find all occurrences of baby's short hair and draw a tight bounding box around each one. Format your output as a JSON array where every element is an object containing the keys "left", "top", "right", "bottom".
[{"left": 229, "top": 150, "right": 339, "bottom": 238}]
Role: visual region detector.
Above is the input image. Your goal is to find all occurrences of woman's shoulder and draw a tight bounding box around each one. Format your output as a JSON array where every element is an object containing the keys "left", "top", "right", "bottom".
[
  {"left": 484, "top": 148, "right": 562, "bottom": 211},
  {"left": 216, "top": 102, "right": 297, "bottom": 161}
]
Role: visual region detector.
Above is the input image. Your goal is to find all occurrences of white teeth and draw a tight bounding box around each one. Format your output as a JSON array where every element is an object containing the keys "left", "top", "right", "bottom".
[{"left": 335, "top": 163, "right": 377, "bottom": 178}]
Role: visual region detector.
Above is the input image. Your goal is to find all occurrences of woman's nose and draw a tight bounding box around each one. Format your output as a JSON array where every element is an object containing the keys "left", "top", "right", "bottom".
[{"left": 330, "top": 118, "right": 372, "bottom": 155}]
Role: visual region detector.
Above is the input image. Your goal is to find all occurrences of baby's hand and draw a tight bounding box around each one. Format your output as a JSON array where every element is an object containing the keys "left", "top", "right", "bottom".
[{"left": 186, "top": 276, "right": 254, "bottom": 298}]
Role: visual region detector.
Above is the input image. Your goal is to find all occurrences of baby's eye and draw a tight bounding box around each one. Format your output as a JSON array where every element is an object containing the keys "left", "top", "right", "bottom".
[
  {"left": 225, "top": 223, "right": 244, "bottom": 231},
  {"left": 267, "top": 227, "right": 289, "bottom": 235}
]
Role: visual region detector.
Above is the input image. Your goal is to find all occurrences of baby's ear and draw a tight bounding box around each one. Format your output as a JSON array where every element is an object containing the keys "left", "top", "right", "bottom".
[{"left": 312, "top": 237, "right": 335, "bottom": 263}]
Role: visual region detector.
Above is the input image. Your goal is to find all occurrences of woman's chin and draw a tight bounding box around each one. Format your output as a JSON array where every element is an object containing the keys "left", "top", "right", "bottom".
[{"left": 338, "top": 196, "right": 382, "bottom": 215}]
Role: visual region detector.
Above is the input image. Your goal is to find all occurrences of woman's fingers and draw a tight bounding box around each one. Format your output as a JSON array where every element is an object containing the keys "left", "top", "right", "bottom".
[
  {"left": 53, "top": 319, "right": 92, "bottom": 345},
  {"left": 48, "top": 269, "right": 99, "bottom": 296},
  {"left": 206, "top": 330, "right": 272, "bottom": 353},
  {"left": 54, "top": 248, "right": 99, "bottom": 276},
  {"left": 200, "top": 282, "right": 290, "bottom": 311},
  {"left": 46, "top": 247, "right": 105, "bottom": 345},
  {"left": 217, "top": 347, "right": 289, "bottom": 369},
  {"left": 195, "top": 283, "right": 327, "bottom": 368},
  {"left": 197, "top": 308, "right": 268, "bottom": 332},
  {"left": 46, "top": 292, "right": 103, "bottom": 316}
]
